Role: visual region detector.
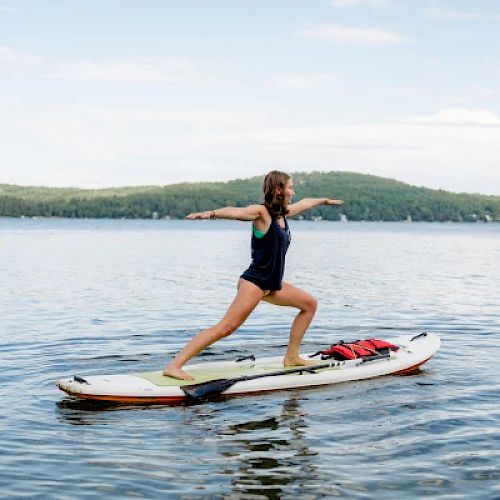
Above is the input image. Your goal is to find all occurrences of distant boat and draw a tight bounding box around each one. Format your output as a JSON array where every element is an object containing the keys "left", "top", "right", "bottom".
[
  {"left": 484, "top": 214, "right": 500, "bottom": 223},
  {"left": 405, "top": 215, "right": 412, "bottom": 223},
  {"left": 340, "top": 214, "right": 348, "bottom": 223},
  {"left": 312, "top": 215, "right": 323, "bottom": 222}
]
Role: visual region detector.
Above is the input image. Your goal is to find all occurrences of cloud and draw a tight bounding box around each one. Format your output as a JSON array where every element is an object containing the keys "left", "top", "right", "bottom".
[
  {"left": 331, "top": 0, "right": 391, "bottom": 8},
  {"left": 2, "top": 102, "right": 499, "bottom": 194},
  {"left": 426, "top": 7, "right": 500, "bottom": 21},
  {"left": 48, "top": 59, "right": 221, "bottom": 85},
  {"left": 392, "top": 85, "right": 423, "bottom": 97},
  {"left": 0, "top": 46, "right": 43, "bottom": 67},
  {"left": 0, "top": 102, "right": 273, "bottom": 187},
  {"left": 237, "top": 109, "right": 500, "bottom": 150},
  {"left": 270, "top": 73, "right": 336, "bottom": 89},
  {"left": 299, "top": 24, "right": 412, "bottom": 46},
  {"left": 468, "top": 85, "right": 496, "bottom": 98},
  {"left": 235, "top": 124, "right": 416, "bottom": 149},
  {"left": 0, "top": 5, "right": 18, "bottom": 12},
  {"left": 0, "top": 47, "right": 222, "bottom": 85},
  {"left": 400, "top": 109, "right": 500, "bottom": 126}
]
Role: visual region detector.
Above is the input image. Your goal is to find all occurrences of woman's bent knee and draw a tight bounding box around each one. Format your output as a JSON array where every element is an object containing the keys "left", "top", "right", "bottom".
[{"left": 302, "top": 296, "right": 318, "bottom": 314}]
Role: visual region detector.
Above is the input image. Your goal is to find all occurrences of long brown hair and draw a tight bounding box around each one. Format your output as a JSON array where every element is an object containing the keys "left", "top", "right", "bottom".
[{"left": 263, "top": 170, "right": 290, "bottom": 218}]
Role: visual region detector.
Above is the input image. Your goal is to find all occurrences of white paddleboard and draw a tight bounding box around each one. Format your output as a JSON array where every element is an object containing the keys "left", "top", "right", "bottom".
[{"left": 58, "top": 332, "right": 440, "bottom": 404}]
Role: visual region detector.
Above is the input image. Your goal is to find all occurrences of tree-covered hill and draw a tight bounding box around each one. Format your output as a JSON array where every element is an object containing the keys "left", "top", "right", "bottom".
[{"left": 1, "top": 171, "right": 499, "bottom": 222}]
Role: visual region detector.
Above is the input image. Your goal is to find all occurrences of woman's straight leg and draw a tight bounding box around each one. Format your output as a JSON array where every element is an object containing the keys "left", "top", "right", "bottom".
[{"left": 163, "top": 279, "right": 265, "bottom": 380}]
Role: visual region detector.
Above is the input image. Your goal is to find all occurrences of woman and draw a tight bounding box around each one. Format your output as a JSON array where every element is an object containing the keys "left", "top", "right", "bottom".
[{"left": 163, "top": 170, "right": 344, "bottom": 380}]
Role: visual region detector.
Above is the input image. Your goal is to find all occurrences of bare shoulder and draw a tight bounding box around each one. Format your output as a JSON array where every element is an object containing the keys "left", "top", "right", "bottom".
[
  {"left": 252, "top": 204, "right": 271, "bottom": 231},
  {"left": 249, "top": 204, "right": 268, "bottom": 220}
]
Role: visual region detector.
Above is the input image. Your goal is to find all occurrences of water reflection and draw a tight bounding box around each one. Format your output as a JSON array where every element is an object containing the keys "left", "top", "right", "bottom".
[
  {"left": 56, "top": 398, "right": 125, "bottom": 422},
  {"left": 55, "top": 393, "right": 323, "bottom": 497},
  {"left": 188, "top": 395, "right": 320, "bottom": 498},
  {"left": 222, "top": 398, "right": 318, "bottom": 498}
]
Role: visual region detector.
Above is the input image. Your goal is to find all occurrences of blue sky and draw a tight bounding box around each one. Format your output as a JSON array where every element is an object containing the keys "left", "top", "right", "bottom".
[{"left": 1, "top": 0, "right": 499, "bottom": 194}]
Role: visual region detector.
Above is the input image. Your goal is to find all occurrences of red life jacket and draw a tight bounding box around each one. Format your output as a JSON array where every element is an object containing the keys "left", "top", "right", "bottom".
[{"left": 314, "top": 338, "right": 399, "bottom": 361}]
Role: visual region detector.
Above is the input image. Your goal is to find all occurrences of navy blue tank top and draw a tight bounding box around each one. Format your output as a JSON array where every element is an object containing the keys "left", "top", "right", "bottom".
[{"left": 240, "top": 208, "right": 291, "bottom": 291}]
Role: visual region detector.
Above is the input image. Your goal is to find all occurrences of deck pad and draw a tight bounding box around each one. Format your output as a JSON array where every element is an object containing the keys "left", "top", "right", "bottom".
[{"left": 136, "top": 363, "right": 291, "bottom": 386}]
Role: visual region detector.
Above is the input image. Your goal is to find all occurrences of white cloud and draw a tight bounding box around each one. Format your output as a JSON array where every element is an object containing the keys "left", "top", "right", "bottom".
[
  {"left": 2, "top": 102, "right": 499, "bottom": 194},
  {"left": 236, "top": 109, "right": 500, "bottom": 150},
  {"left": 299, "top": 24, "right": 412, "bottom": 46},
  {"left": 0, "top": 47, "right": 222, "bottom": 85},
  {"left": 426, "top": 7, "right": 500, "bottom": 21},
  {"left": 400, "top": 108, "right": 500, "bottom": 126},
  {"left": 392, "top": 85, "right": 423, "bottom": 97},
  {"left": 48, "top": 59, "right": 221, "bottom": 85},
  {"left": 0, "top": 46, "right": 43, "bottom": 67},
  {"left": 468, "top": 85, "right": 496, "bottom": 98},
  {"left": 0, "top": 5, "right": 18, "bottom": 12},
  {"left": 270, "top": 73, "right": 336, "bottom": 89},
  {"left": 0, "top": 102, "right": 272, "bottom": 187},
  {"left": 220, "top": 110, "right": 500, "bottom": 193},
  {"left": 331, "top": 0, "right": 391, "bottom": 8}
]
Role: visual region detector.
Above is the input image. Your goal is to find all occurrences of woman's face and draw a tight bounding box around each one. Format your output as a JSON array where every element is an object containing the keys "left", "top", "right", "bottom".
[{"left": 282, "top": 178, "right": 294, "bottom": 205}]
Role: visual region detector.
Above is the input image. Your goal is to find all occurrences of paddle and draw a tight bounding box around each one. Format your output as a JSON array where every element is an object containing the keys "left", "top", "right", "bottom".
[{"left": 181, "top": 352, "right": 390, "bottom": 400}]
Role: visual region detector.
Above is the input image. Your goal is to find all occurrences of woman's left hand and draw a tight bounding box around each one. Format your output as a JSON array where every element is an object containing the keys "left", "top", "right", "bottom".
[
  {"left": 324, "top": 199, "right": 344, "bottom": 205},
  {"left": 186, "top": 210, "right": 214, "bottom": 219}
]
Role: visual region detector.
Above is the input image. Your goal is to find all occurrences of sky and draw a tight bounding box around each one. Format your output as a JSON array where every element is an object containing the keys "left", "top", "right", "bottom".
[{"left": 1, "top": 0, "right": 499, "bottom": 195}]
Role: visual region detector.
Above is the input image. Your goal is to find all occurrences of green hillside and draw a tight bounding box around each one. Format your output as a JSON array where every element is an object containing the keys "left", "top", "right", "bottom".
[{"left": 1, "top": 171, "right": 499, "bottom": 222}]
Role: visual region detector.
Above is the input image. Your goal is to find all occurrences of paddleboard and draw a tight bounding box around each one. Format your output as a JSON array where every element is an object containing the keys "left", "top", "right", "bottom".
[{"left": 57, "top": 332, "right": 440, "bottom": 404}]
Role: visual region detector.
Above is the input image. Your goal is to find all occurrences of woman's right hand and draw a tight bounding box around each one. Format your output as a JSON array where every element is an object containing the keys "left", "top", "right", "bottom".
[
  {"left": 324, "top": 199, "right": 344, "bottom": 206},
  {"left": 186, "top": 210, "right": 214, "bottom": 220}
]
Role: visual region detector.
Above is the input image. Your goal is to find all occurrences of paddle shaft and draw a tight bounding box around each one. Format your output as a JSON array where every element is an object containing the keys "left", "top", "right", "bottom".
[
  {"left": 182, "top": 352, "right": 391, "bottom": 400},
  {"left": 221, "top": 352, "right": 389, "bottom": 383}
]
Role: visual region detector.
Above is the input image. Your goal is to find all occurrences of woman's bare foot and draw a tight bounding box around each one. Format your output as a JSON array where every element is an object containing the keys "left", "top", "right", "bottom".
[
  {"left": 283, "top": 356, "right": 318, "bottom": 367},
  {"left": 162, "top": 365, "right": 195, "bottom": 381}
]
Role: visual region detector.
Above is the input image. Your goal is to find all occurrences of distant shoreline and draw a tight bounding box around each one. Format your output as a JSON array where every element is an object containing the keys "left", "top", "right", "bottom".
[
  {"left": 1, "top": 171, "right": 499, "bottom": 222},
  {"left": 1, "top": 215, "right": 498, "bottom": 224}
]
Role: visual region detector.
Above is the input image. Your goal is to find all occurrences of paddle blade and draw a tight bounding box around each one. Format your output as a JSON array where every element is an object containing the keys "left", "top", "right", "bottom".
[{"left": 181, "top": 378, "right": 238, "bottom": 400}]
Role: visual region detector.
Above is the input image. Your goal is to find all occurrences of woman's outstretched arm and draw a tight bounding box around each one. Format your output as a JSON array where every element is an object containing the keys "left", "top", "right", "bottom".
[
  {"left": 186, "top": 204, "right": 266, "bottom": 221},
  {"left": 287, "top": 198, "right": 343, "bottom": 218}
]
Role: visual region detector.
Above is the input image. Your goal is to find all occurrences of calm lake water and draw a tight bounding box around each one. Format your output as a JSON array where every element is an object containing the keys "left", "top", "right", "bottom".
[{"left": 1, "top": 218, "right": 499, "bottom": 499}]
